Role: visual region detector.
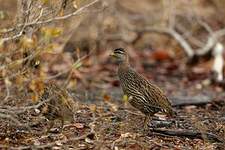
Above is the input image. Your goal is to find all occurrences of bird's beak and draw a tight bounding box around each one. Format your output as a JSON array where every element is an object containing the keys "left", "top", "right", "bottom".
[{"left": 110, "top": 52, "right": 115, "bottom": 57}]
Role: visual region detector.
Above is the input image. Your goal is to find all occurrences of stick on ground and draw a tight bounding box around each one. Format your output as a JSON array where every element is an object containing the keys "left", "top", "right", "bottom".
[{"left": 149, "top": 128, "right": 223, "bottom": 143}]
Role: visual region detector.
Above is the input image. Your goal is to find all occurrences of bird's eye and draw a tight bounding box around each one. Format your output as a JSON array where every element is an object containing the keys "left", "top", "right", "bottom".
[
  {"left": 114, "top": 50, "right": 124, "bottom": 55},
  {"left": 114, "top": 48, "right": 125, "bottom": 54}
]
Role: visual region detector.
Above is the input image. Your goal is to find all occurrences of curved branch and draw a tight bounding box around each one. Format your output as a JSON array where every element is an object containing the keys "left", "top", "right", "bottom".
[{"left": 1, "top": 0, "right": 102, "bottom": 42}]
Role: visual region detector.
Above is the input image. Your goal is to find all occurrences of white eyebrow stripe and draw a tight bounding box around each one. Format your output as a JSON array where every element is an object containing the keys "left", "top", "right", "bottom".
[{"left": 114, "top": 50, "right": 125, "bottom": 54}]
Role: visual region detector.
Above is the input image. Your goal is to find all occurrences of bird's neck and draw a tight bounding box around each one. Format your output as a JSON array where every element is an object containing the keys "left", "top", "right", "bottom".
[{"left": 118, "top": 60, "right": 130, "bottom": 72}]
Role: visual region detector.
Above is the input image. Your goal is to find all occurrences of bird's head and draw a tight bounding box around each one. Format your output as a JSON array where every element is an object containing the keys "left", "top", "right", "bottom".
[{"left": 110, "top": 48, "right": 128, "bottom": 64}]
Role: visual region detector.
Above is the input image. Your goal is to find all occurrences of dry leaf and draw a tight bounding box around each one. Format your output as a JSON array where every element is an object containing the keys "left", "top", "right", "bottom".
[
  {"left": 74, "top": 123, "right": 84, "bottom": 129},
  {"left": 55, "top": 140, "right": 63, "bottom": 146},
  {"left": 29, "top": 79, "right": 45, "bottom": 94},
  {"left": 31, "top": 93, "right": 39, "bottom": 102},
  {"left": 85, "top": 137, "right": 94, "bottom": 144},
  {"left": 106, "top": 101, "right": 118, "bottom": 112},
  {"left": 0, "top": 38, "right": 3, "bottom": 49},
  {"left": 72, "top": 70, "right": 83, "bottom": 79},
  {"left": 89, "top": 104, "right": 97, "bottom": 112},
  {"left": 76, "top": 48, "right": 80, "bottom": 58},
  {"left": 103, "top": 94, "right": 111, "bottom": 101},
  {"left": 151, "top": 49, "right": 171, "bottom": 61},
  {"left": 121, "top": 132, "right": 132, "bottom": 138},
  {"left": 73, "top": 0, "right": 78, "bottom": 9},
  {"left": 4, "top": 77, "right": 11, "bottom": 86}
]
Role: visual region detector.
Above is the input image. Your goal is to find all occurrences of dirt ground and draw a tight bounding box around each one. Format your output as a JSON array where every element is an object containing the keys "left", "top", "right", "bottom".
[{"left": 0, "top": 59, "right": 225, "bottom": 149}]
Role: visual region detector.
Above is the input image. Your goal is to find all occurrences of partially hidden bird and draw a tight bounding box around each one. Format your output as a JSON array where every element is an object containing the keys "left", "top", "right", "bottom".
[
  {"left": 110, "top": 48, "right": 175, "bottom": 129},
  {"left": 38, "top": 82, "right": 76, "bottom": 132}
]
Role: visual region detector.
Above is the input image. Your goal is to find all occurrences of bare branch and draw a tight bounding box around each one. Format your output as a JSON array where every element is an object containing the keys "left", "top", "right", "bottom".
[
  {"left": 167, "top": 28, "right": 195, "bottom": 58},
  {"left": 132, "top": 25, "right": 225, "bottom": 59},
  {"left": 0, "top": 0, "right": 102, "bottom": 42},
  {"left": 212, "top": 43, "right": 224, "bottom": 82},
  {"left": 46, "top": 52, "right": 91, "bottom": 80},
  {"left": 133, "top": 26, "right": 195, "bottom": 58},
  {"left": 175, "top": 23, "right": 205, "bottom": 47},
  {"left": 1, "top": 27, "right": 25, "bottom": 42}
]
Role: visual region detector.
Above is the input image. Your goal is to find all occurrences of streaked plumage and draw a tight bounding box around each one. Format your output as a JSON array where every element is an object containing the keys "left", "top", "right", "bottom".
[
  {"left": 38, "top": 82, "right": 75, "bottom": 132},
  {"left": 110, "top": 48, "right": 174, "bottom": 129}
]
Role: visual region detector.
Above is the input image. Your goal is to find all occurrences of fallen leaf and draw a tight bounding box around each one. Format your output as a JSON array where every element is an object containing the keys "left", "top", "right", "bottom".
[
  {"left": 73, "top": 0, "right": 79, "bottom": 9},
  {"left": 151, "top": 49, "right": 172, "bottom": 61},
  {"left": 74, "top": 123, "right": 84, "bottom": 129},
  {"left": 89, "top": 104, "right": 97, "bottom": 112},
  {"left": 103, "top": 94, "right": 111, "bottom": 101},
  {"left": 121, "top": 132, "right": 132, "bottom": 138},
  {"left": 55, "top": 140, "right": 63, "bottom": 146},
  {"left": 31, "top": 93, "right": 39, "bottom": 102},
  {"left": 85, "top": 137, "right": 94, "bottom": 144}
]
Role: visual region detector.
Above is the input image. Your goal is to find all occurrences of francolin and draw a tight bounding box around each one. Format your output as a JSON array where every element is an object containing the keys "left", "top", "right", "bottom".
[
  {"left": 110, "top": 48, "right": 175, "bottom": 129},
  {"left": 38, "top": 82, "right": 75, "bottom": 132}
]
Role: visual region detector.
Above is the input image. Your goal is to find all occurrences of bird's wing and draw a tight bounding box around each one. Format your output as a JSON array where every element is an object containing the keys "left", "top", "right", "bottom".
[
  {"left": 145, "top": 83, "right": 173, "bottom": 114},
  {"left": 123, "top": 69, "right": 173, "bottom": 114},
  {"left": 135, "top": 73, "right": 172, "bottom": 113}
]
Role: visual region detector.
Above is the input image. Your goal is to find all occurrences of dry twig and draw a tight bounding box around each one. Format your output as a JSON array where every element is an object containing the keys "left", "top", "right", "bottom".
[
  {"left": 1, "top": 0, "right": 102, "bottom": 42},
  {"left": 150, "top": 128, "right": 223, "bottom": 143}
]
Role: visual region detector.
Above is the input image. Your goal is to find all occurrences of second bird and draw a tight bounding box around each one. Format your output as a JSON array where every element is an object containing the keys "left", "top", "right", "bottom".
[{"left": 110, "top": 48, "right": 175, "bottom": 130}]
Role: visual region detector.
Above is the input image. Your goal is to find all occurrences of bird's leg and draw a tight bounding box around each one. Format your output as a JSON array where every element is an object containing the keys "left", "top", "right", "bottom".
[
  {"left": 59, "top": 116, "right": 64, "bottom": 132},
  {"left": 144, "top": 115, "right": 152, "bottom": 130},
  {"left": 46, "top": 120, "right": 54, "bottom": 133}
]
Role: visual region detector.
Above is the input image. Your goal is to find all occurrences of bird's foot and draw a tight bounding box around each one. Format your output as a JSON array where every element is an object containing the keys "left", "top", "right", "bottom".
[
  {"left": 143, "top": 115, "right": 153, "bottom": 131},
  {"left": 48, "top": 127, "right": 61, "bottom": 133}
]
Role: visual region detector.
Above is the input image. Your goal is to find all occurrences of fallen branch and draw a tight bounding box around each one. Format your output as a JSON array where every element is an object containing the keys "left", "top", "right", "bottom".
[
  {"left": 131, "top": 26, "right": 195, "bottom": 58},
  {"left": 132, "top": 26, "right": 225, "bottom": 58},
  {"left": 130, "top": 24, "right": 225, "bottom": 83},
  {"left": 150, "top": 128, "right": 223, "bottom": 143},
  {"left": 170, "top": 95, "right": 212, "bottom": 106}
]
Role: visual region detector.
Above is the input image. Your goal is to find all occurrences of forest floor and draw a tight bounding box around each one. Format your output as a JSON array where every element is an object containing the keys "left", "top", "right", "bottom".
[{"left": 1, "top": 49, "right": 225, "bottom": 150}]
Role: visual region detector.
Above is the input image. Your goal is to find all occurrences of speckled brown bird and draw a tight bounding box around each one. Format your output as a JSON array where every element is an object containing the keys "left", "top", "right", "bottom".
[
  {"left": 110, "top": 48, "right": 175, "bottom": 129},
  {"left": 38, "top": 82, "right": 75, "bottom": 132}
]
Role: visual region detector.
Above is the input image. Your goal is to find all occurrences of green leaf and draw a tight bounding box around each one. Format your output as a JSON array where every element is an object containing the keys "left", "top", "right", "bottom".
[{"left": 73, "top": 61, "right": 82, "bottom": 69}]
